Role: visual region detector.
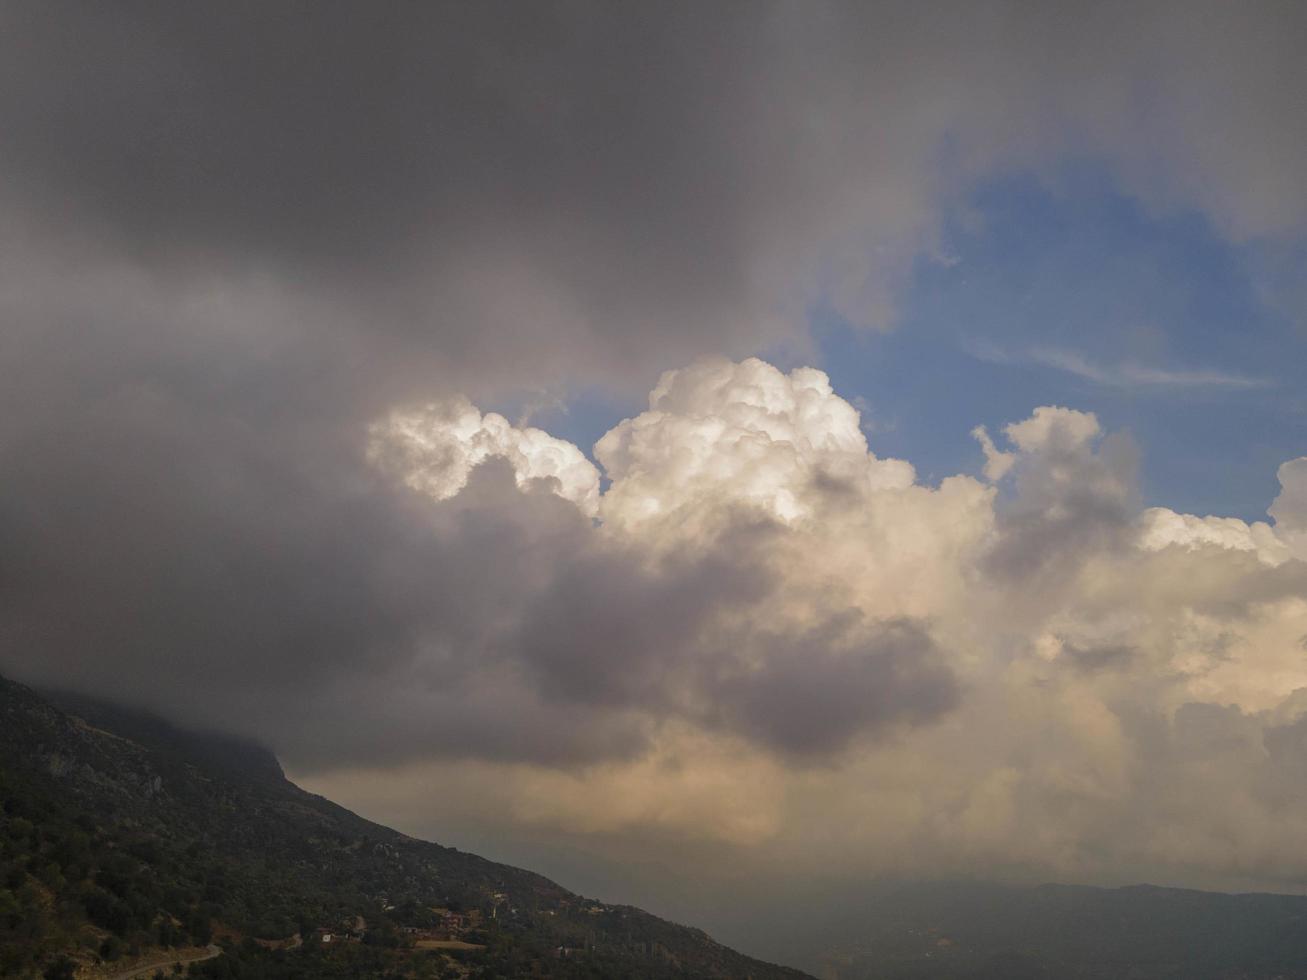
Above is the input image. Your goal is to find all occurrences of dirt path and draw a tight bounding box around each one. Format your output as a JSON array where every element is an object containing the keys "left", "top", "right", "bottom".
[{"left": 103, "top": 943, "right": 221, "bottom": 980}]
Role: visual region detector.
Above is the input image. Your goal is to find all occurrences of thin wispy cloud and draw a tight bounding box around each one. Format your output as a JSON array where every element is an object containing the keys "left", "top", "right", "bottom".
[{"left": 971, "top": 342, "right": 1272, "bottom": 390}]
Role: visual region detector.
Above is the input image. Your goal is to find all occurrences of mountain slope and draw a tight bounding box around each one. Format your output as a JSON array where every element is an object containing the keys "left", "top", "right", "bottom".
[{"left": 0, "top": 675, "right": 810, "bottom": 979}]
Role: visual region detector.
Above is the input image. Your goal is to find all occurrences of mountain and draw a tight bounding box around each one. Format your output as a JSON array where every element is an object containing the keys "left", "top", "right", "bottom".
[
  {"left": 0, "top": 674, "right": 811, "bottom": 980},
  {"left": 773, "top": 878, "right": 1307, "bottom": 979},
  {"left": 12, "top": 672, "right": 1307, "bottom": 980}
]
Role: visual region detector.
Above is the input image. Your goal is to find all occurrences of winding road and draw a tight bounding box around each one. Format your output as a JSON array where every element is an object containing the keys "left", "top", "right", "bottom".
[{"left": 105, "top": 943, "right": 221, "bottom": 980}]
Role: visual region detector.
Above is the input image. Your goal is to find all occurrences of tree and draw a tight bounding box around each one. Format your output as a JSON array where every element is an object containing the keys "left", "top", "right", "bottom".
[{"left": 100, "top": 935, "right": 124, "bottom": 962}]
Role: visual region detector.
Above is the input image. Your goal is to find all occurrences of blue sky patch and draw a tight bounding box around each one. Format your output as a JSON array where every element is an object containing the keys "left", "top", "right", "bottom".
[{"left": 811, "top": 166, "right": 1306, "bottom": 522}]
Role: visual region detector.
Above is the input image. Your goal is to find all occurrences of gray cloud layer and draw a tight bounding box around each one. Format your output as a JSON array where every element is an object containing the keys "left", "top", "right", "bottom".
[{"left": 4, "top": 2, "right": 1306, "bottom": 391}]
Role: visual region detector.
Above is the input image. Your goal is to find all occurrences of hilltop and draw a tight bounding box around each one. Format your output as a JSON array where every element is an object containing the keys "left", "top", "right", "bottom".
[
  {"left": 0, "top": 675, "right": 810, "bottom": 980},
  {"left": 14, "top": 671, "right": 1307, "bottom": 980}
]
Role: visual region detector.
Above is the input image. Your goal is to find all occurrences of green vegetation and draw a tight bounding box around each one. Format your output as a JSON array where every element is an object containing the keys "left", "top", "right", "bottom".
[
  {"left": 0, "top": 676, "right": 806, "bottom": 979},
  {"left": 10, "top": 673, "right": 1307, "bottom": 979}
]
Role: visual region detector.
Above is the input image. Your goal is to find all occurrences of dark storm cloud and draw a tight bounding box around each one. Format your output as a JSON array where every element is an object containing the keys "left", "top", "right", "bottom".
[
  {"left": 0, "top": 1, "right": 811, "bottom": 391},
  {"left": 0, "top": 390, "right": 960, "bottom": 769},
  {"left": 1, "top": 1, "right": 1306, "bottom": 772},
  {"left": 4, "top": 2, "right": 1304, "bottom": 392},
  {"left": 486, "top": 511, "right": 961, "bottom": 760},
  {"left": 502, "top": 526, "right": 774, "bottom": 710},
  {"left": 984, "top": 429, "right": 1141, "bottom": 585},
  {"left": 705, "top": 617, "right": 959, "bottom": 758},
  {"left": 1062, "top": 643, "right": 1137, "bottom": 673}
]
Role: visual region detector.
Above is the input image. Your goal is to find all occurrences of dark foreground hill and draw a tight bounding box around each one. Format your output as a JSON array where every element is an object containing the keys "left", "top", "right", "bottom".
[
  {"left": 0, "top": 675, "right": 810, "bottom": 980},
  {"left": 13, "top": 672, "right": 1307, "bottom": 980}
]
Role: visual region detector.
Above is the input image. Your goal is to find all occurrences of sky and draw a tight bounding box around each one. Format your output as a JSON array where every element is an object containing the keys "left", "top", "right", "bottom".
[{"left": 3, "top": 0, "right": 1307, "bottom": 964}]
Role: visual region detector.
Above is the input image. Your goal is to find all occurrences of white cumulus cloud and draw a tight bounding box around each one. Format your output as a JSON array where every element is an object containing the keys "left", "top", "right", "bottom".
[
  {"left": 350, "top": 357, "right": 1307, "bottom": 896},
  {"left": 368, "top": 397, "right": 601, "bottom": 516},
  {"left": 596, "top": 357, "right": 915, "bottom": 531},
  {"left": 1270, "top": 457, "right": 1307, "bottom": 559}
]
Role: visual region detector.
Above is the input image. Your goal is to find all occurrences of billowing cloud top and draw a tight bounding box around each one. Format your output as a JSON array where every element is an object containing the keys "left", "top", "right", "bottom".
[
  {"left": 595, "top": 358, "right": 915, "bottom": 529},
  {"left": 370, "top": 398, "right": 602, "bottom": 515},
  {"left": 308, "top": 360, "right": 1307, "bottom": 893},
  {"left": 1270, "top": 458, "right": 1307, "bottom": 559}
]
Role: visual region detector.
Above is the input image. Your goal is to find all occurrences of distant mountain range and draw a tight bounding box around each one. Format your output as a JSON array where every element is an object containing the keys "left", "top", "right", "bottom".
[
  {"left": 8, "top": 673, "right": 1307, "bottom": 980},
  {"left": 0, "top": 674, "right": 809, "bottom": 979},
  {"left": 773, "top": 877, "right": 1307, "bottom": 979}
]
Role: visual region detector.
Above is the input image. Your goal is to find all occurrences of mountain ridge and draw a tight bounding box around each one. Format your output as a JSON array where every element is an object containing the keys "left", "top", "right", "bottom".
[
  {"left": 0, "top": 674, "right": 811, "bottom": 979},
  {"left": 14, "top": 674, "right": 1307, "bottom": 979}
]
